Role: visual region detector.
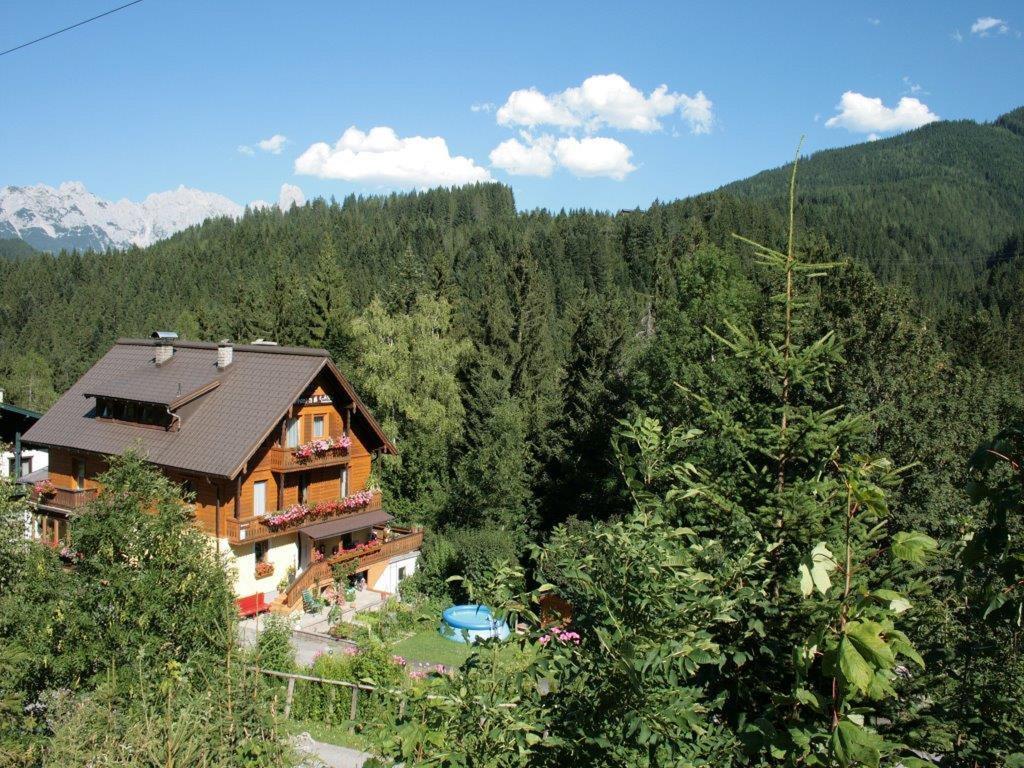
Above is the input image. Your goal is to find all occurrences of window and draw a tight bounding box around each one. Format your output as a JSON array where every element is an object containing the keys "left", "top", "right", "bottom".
[
  {"left": 73, "top": 458, "right": 85, "bottom": 490},
  {"left": 253, "top": 480, "right": 267, "bottom": 516},
  {"left": 398, "top": 566, "right": 407, "bottom": 582},
  {"left": 313, "top": 415, "right": 325, "bottom": 438},
  {"left": 20, "top": 456, "right": 32, "bottom": 477},
  {"left": 339, "top": 466, "right": 349, "bottom": 498},
  {"left": 299, "top": 472, "right": 310, "bottom": 504},
  {"left": 285, "top": 417, "right": 300, "bottom": 447},
  {"left": 255, "top": 540, "right": 268, "bottom": 563}
]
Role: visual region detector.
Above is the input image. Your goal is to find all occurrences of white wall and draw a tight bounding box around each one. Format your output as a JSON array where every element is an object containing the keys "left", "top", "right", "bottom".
[
  {"left": 227, "top": 533, "right": 299, "bottom": 598},
  {"left": 0, "top": 448, "right": 48, "bottom": 478},
  {"left": 372, "top": 552, "right": 419, "bottom": 594}
]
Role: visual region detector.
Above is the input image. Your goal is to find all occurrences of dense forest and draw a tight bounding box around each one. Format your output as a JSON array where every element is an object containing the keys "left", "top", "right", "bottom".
[{"left": 1, "top": 109, "right": 1024, "bottom": 765}]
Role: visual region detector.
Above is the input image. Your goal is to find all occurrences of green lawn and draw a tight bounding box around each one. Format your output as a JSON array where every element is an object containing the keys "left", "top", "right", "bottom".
[{"left": 391, "top": 629, "right": 474, "bottom": 667}]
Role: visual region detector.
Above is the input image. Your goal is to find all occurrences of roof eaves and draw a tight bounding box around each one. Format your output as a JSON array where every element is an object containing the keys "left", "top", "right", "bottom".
[
  {"left": 0, "top": 401, "right": 42, "bottom": 419},
  {"left": 323, "top": 359, "right": 397, "bottom": 455}
]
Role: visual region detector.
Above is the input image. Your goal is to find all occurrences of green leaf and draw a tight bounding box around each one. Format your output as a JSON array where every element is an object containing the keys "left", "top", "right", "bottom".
[
  {"left": 799, "top": 542, "right": 837, "bottom": 596},
  {"left": 846, "top": 621, "right": 894, "bottom": 669},
  {"left": 892, "top": 531, "right": 938, "bottom": 565},
  {"left": 873, "top": 588, "right": 911, "bottom": 613},
  {"left": 838, "top": 637, "right": 873, "bottom": 696},
  {"left": 831, "top": 721, "right": 881, "bottom": 768}
]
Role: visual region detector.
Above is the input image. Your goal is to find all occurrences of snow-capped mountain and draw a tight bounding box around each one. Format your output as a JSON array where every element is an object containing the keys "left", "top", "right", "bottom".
[{"left": 0, "top": 182, "right": 244, "bottom": 252}]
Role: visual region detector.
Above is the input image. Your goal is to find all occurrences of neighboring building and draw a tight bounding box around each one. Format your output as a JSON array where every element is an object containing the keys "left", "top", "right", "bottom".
[
  {"left": 0, "top": 390, "right": 49, "bottom": 481},
  {"left": 21, "top": 333, "right": 421, "bottom": 612}
]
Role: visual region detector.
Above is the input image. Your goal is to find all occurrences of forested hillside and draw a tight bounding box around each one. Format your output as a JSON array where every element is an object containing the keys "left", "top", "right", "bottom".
[
  {"left": 721, "top": 108, "right": 1024, "bottom": 303},
  {"left": 2, "top": 111, "right": 1024, "bottom": 764}
]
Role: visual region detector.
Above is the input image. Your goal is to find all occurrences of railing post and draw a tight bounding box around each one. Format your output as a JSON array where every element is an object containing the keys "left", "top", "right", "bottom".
[{"left": 284, "top": 675, "right": 296, "bottom": 719}]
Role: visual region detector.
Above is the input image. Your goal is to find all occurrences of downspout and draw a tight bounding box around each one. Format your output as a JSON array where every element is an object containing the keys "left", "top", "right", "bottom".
[{"left": 165, "top": 406, "right": 181, "bottom": 432}]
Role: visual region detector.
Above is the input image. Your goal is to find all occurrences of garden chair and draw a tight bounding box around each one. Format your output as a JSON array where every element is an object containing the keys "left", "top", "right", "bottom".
[{"left": 301, "top": 588, "right": 325, "bottom": 613}]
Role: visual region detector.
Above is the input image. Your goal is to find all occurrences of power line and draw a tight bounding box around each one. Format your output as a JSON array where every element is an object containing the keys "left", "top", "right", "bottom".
[{"left": 0, "top": 0, "right": 145, "bottom": 58}]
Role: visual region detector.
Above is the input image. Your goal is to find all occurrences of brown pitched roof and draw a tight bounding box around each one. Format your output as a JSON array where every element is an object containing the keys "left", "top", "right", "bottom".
[{"left": 23, "top": 339, "right": 395, "bottom": 479}]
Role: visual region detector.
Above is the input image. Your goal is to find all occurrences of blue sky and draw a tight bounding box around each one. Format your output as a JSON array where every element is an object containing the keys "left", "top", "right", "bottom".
[{"left": 2, "top": 1, "right": 1023, "bottom": 212}]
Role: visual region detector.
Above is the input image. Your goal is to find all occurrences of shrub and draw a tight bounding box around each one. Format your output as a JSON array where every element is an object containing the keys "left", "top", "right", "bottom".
[
  {"left": 254, "top": 615, "right": 294, "bottom": 672},
  {"left": 412, "top": 525, "right": 521, "bottom": 604}
]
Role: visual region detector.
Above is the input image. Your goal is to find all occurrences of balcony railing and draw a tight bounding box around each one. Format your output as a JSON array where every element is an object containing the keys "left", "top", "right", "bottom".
[
  {"left": 32, "top": 486, "right": 98, "bottom": 511},
  {"left": 225, "top": 489, "right": 383, "bottom": 545},
  {"left": 269, "top": 444, "right": 351, "bottom": 473},
  {"left": 283, "top": 526, "right": 423, "bottom": 609}
]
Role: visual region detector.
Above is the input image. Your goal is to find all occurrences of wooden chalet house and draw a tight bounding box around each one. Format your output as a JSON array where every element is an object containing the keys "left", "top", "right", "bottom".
[{"left": 21, "top": 333, "right": 421, "bottom": 613}]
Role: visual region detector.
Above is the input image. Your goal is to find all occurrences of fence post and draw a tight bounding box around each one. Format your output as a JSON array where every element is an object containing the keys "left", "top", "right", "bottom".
[
  {"left": 349, "top": 686, "right": 359, "bottom": 732},
  {"left": 399, "top": 697, "right": 406, "bottom": 719},
  {"left": 284, "top": 676, "right": 296, "bottom": 719}
]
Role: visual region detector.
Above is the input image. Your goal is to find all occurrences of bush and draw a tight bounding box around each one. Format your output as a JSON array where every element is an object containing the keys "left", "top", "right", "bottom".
[
  {"left": 254, "top": 615, "right": 294, "bottom": 672},
  {"left": 411, "top": 525, "right": 522, "bottom": 604},
  {"left": 290, "top": 643, "right": 407, "bottom": 727}
]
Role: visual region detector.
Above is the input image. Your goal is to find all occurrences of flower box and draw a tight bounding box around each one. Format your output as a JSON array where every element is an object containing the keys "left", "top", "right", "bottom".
[
  {"left": 263, "top": 490, "right": 376, "bottom": 530},
  {"left": 255, "top": 560, "right": 275, "bottom": 579},
  {"left": 291, "top": 435, "right": 352, "bottom": 462},
  {"left": 33, "top": 479, "right": 56, "bottom": 498}
]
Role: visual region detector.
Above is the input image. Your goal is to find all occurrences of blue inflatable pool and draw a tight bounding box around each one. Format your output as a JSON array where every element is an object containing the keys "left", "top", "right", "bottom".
[{"left": 439, "top": 604, "right": 511, "bottom": 643}]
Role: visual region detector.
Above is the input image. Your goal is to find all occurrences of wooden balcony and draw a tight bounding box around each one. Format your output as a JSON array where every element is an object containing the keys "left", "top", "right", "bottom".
[
  {"left": 269, "top": 444, "right": 351, "bottom": 473},
  {"left": 282, "top": 526, "right": 423, "bottom": 609},
  {"left": 32, "top": 486, "right": 98, "bottom": 511},
  {"left": 225, "top": 489, "right": 383, "bottom": 545}
]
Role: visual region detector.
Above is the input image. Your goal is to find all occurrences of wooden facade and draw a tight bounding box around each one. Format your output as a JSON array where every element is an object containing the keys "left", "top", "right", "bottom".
[{"left": 39, "top": 375, "right": 377, "bottom": 544}]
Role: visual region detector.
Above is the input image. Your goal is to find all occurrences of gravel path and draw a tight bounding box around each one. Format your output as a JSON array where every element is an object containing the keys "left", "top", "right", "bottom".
[{"left": 293, "top": 733, "right": 374, "bottom": 767}]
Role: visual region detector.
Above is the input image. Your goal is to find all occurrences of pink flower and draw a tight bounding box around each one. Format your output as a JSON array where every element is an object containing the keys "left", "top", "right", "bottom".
[
  {"left": 409, "top": 668, "right": 427, "bottom": 680},
  {"left": 392, "top": 655, "right": 407, "bottom": 666},
  {"left": 539, "top": 635, "right": 550, "bottom": 646},
  {"left": 342, "top": 645, "right": 359, "bottom": 656}
]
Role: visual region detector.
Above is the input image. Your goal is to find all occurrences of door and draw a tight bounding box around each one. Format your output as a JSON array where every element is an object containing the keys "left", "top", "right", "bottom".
[{"left": 253, "top": 480, "right": 267, "bottom": 516}]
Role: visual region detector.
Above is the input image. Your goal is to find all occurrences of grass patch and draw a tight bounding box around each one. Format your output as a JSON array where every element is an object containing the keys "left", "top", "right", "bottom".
[{"left": 391, "top": 629, "right": 474, "bottom": 667}]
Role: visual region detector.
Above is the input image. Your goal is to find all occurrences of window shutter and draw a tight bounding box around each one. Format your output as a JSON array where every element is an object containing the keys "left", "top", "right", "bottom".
[{"left": 303, "top": 414, "right": 313, "bottom": 443}]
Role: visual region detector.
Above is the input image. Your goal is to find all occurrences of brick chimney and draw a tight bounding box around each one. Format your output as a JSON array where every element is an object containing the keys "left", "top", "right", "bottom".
[
  {"left": 217, "top": 339, "right": 233, "bottom": 369},
  {"left": 152, "top": 331, "right": 177, "bottom": 365}
]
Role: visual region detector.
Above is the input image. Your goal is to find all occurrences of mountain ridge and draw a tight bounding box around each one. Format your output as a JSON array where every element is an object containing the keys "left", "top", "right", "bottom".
[{"left": 0, "top": 181, "right": 243, "bottom": 252}]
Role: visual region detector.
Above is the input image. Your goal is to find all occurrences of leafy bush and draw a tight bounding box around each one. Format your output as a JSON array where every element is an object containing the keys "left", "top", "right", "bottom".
[
  {"left": 254, "top": 615, "right": 295, "bottom": 672},
  {"left": 411, "top": 525, "right": 521, "bottom": 604}
]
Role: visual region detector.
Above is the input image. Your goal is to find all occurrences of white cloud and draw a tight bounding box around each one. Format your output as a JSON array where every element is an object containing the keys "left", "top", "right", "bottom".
[
  {"left": 825, "top": 91, "right": 939, "bottom": 134},
  {"left": 554, "top": 136, "right": 635, "bottom": 180},
  {"left": 902, "top": 76, "right": 926, "bottom": 95},
  {"left": 278, "top": 183, "right": 305, "bottom": 209},
  {"left": 237, "top": 145, "right": 255, "bottom": 156},
  {"left": 496, "top": 74, "right": 713, "bottom": 134},
  {"left": 489, "top": 134, "right": 556, "bottom": 176},
  {"left": 497, "top": 87, "right": 579, "bottom": 128},
  {"left": 258, "top": 134, "right": 289, "bottom": 154},
  {"left": 294, "top": 126, "right": 491, "bottom": 188},
  {"left": 678, "top": 91, "right": 714, "bottom": 134},
  {"left": 867, "top": 133, "right": 880, "bottom": 142},
  {"left": 488, "top": 132, "right": 635, "bottom": 180},
  {"left": 971, "top": 16, "right": 1008, "bottom": 35},
  {"left": 249, "top": 199, "right": 272, "bottom": 210},
  {"left": 952, "top": 28, "right": 964, "bottom": 42},
  {"left": 470, "top": 102, "right": 495, "bottom": 113},
  {"left": 867, "top": 17, "right": 881, "bottom": 26}
]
